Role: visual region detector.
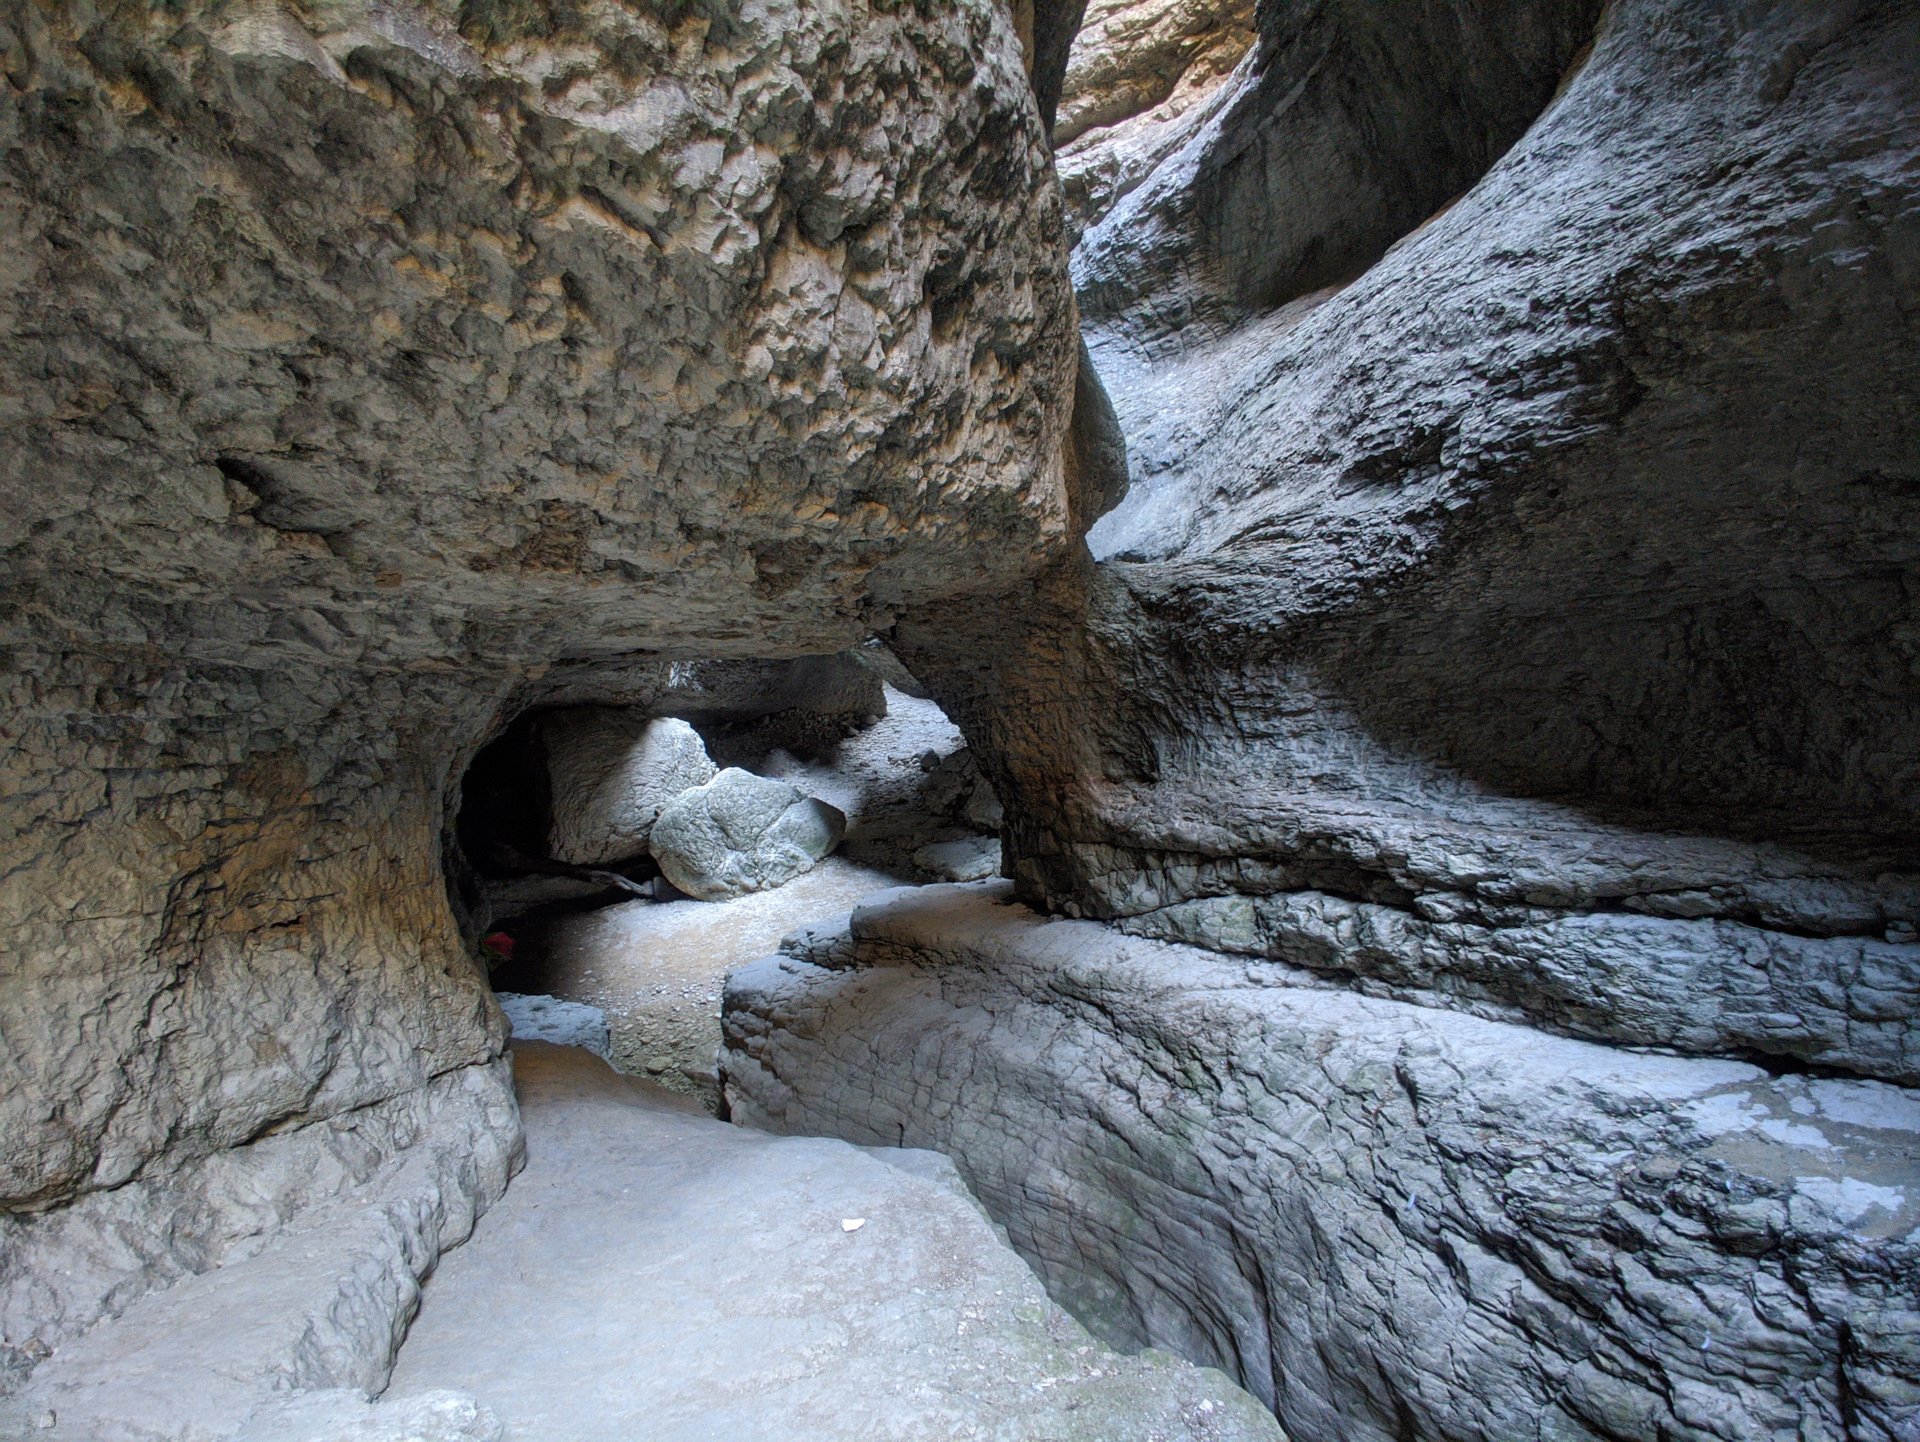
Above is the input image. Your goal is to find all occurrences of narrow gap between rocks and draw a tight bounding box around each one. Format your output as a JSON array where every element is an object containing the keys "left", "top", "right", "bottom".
[{"left": 449, "top": 649, "right": 1001, "bottom": 1111}]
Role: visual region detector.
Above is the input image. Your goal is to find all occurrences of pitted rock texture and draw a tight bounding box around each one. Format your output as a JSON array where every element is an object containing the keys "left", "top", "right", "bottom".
[
  {"left": 1054, "top": 0, "right": 1254, "bottom": 150},
  {"left": 896, "top": 0, "right": 1920, "bottom": 1085},
  {"left": 0, "top": 660, "right": 511, "bottom": 1217},
  {"left": 0, "top": 0, "right": 1074, "bottom": 1363},
  {"left": 0, "top": 1, "right": 1077, "bottom": 675},
  {"left": 723, "top": 884, "right": 1920, "bottom": 1442},
  {"left": 1121, "top": 886, "right": 1920, "bottom": 1084},
  {"left": 650, "top": 768, "right": 847, "bottom": 901},
  {"left": 542, "top": 712, "right": 717, "bottom": 866},
  {"left": 0, "top": 1058, "right": 519, "bottom": 1440},
  {"left": 1052, "top": 0, "right": 1256, "bottom": 243}
]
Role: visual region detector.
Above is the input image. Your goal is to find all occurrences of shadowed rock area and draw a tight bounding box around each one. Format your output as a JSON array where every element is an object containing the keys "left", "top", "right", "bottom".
[
  {"left": 897, "top": 0, "right": 1920, "bottom": 1082},
  {"left": 735, "top": 0, "right": 1920, "bottom": 1439},
  {"left": 726, "top": 883, "right": 1920, "bottom": 1441}
]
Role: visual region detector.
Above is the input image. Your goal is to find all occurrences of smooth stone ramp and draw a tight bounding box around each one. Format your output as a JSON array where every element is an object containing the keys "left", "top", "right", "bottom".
[{"left": 388, "top": 1042, "right": 1283, "bottom": 1442}]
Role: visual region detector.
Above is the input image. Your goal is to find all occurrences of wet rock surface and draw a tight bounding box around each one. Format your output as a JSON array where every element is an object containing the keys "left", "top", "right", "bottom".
[
  {"left": 724, "top": 884, "right": 1920, "bottom": 1442},
  {"left": 388, "top": 1042, "right": 1285, "bottom": 1442}
]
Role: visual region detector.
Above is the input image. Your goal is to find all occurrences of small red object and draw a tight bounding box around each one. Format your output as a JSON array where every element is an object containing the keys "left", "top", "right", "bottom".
[{"left": 483, "top": 931, "right": 515, "bottom": 959}]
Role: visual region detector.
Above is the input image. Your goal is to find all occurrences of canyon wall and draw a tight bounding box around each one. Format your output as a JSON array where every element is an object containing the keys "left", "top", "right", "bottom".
[
  {"left": 732, "top": 1, "right": 1920, "bottom": 1438},
  {"left": 728, "top": 883, "right": 1920, "bottom": 1441},
  {"left": 898, "top": 0, "right": 1920, "bottom": 1082},
  {"left": 0, "top": 0, "right": 1071, "bottom": 1425}
]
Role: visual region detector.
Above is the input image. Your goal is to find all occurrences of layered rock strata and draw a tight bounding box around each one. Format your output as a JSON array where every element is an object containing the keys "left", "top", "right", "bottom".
[
  {"left": 725, "top": 883, "right": 1920, "bottom": 1442},
  {"left": 895, "top": 0, "right": 1920, "bottom": 1085},
  {"left": 0, "top": 1059, "right": 519, "bottom": 1441},
  {"left": 793, "top": 2, "right": 1920, "bottom": 1437}
]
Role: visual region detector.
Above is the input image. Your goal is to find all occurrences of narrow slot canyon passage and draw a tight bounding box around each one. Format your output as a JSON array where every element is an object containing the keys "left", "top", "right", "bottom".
[
  {"left": 397, "top": 661, "right": 1281, "bottom": 1439},
  {"left": 452, "top": 659, "right": 999, "bottom": 1107},
  {"left": 1, "top": 2, "right": 1915, "bottom": 1441}
]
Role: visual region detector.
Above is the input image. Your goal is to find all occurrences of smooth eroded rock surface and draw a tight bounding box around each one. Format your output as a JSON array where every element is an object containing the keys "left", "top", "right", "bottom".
[
  {"left": 723, "top": 884, "right": 1920, "bottom": 1442},
  {"left": 495, "top": 992, "right": 612, "bottom": 1060},
  {"left": 388, "top": 1042, "right": 1285, "bottom": 1442},
  {"left": 0, "top": 1059, "right": 520, "bottom": 1441},
  {"left": 542, "top": 712, "right": 717, "bottom": 867},
  {"left": 650, "top": 767, "right": 848, "bottom": 901},
  {"left": 900, "top": 0, "right": 1920, "bottom": 1084},
  {"left": 1052, "top": 0, "right": 1256, "bottom": 243}
]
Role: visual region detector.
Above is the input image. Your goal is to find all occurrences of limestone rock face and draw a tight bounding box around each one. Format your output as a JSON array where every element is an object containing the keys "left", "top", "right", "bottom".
[
  {"left": 0, "top": 2, "right": 1076, "bottom": 676},
  {"left": 819, "top": 1, "right": 1920, "bottom": 1437},
  {"left": 0, "top": 0, "right": 1072, "bottom": 1407},
  {"left": 542, "top": 714, "right": 717, "bottom": 867},
  {"left": 1052, "top": 0, "right": 1256, "bottom": 242},
  {"left": 639, "top": 654, "right": 886, "bottom": 730},
  {"left": 724, "top": 884, "right": 1920, "bottom": 1442},
  {"left": 649, "top": 769, "right": 847, "bottom": 901},
  {"left": 1071, "top": 0, "right": 1602, "bottom": 342},
  {"left": 899, "top": 0, "right": 1920, "bottom": 1084},
  {"left": 496, "top": 993, "right": 613, "bottom": 1060},
  {"left": 0, "top": 1060, "right": 520, "bottom": 1441},
  {"left": 233, "top": 1389, "right": 504, "bottom": 1442}
]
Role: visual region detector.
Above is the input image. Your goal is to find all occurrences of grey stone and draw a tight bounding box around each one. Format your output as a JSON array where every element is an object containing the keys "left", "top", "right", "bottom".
[
  {"left": 2, "top": 4, "right": 1916, "bottom": 1442},
  {"left": 850, "top": 639, "right": 932, "bottom": 701},
  {"left": 1053, "top": 0, "right": 1256, "bottom": 244},
  {"left": 0, "top": 0, "right": 1070, "bottom": 1356},
  {"left": 541, "top": 713, "right": 716, "bottom": 867},
  {"left": 897, "top": 0, "right": 1920, "bottom": 1087},
  {"left": 1073, "top": 0, "right": 1602, "bottom": 343},
  {"left": 233, "top": 1389, "right": 503, "bottom": 1442},
  {"left": 1120, "top": 889, "right": 1920, "bottom": 1084},
  {"left": 389, "top": 1042, "right": 1285, "bottom": 1442},
  {"left": 495, "top": 993, "right": 612, "bottom": 1061},
  {"left": 0, "top": 1060, "right": 520, "bottom": 1440},
  {"left": 910, "top": 835, "right": 1004, "bottom": 883},
  {"left": 649, "top": 769, "right": 847, "bottom": 902},
  {"left": 0, "top": 1049, "right": 519, "bottom": 1377},
  {"left": 723, "top": 883, "right": 1920, "bottom": 1442}
]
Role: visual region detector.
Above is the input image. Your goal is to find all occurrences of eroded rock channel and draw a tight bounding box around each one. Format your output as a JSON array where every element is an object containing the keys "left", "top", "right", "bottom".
[{"left": 0, "top": 1, "right": 1914, "bottom": 1440}]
